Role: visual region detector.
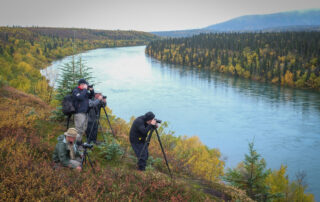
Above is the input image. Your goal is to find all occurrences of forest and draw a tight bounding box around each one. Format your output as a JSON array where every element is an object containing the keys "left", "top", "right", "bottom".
[
  {"left": 146, "top": 32, "right": 320, "bottom": 90},
  {"left": 0, "top": 27, "right": 315, "bottom": 201},
  {"left": 0, "top": 26, "right": 158, "bottom": 99}
]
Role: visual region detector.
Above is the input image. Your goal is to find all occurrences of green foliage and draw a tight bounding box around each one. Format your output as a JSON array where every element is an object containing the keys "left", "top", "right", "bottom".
[
  {"left": 52, "top": 55, "right": 93, "bottom": 120},
  {"left": 224, "top": 142, "right": 315, "bottom": 201},
  {"left": 98, "top": 133, "right": 124, "bottom": 161},
  {"left": 147, "top": 32, "right": 320, "bottom": 90},
  {"left": 224, "top": 142, "right": 273, "bottom": 201},
  {"left": 146, "top": 155, "right": 163, "bottom": 170}
]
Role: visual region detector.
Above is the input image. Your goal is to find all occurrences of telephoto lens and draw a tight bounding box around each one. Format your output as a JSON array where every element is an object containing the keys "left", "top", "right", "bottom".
[
  {"left": 83, "top": 142, "right": 93, "bottom": 149},
  {"left": 155, "top": 119, "right": 162, "bottom": 124}
]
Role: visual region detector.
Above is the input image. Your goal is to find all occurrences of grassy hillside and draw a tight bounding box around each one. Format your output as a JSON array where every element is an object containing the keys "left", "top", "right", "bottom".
[{"left": 0, "top": 85, "right": 253, "bottom": 201}]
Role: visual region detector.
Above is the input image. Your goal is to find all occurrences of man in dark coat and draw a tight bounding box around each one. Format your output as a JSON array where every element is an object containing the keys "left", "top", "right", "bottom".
[
  {"left": 72, "top": 78, "right": 94, "bottom": 141},
  {"left": 129, "top": 112, "right": 157, "bottom": 171},
  {"left": 86, "top": 93, "right": 106, "bottom": 144}
]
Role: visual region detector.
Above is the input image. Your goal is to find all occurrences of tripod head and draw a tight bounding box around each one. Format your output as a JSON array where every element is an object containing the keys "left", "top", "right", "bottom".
[{"left": 76, "top": 141, "right": 94, "bottom": 150}]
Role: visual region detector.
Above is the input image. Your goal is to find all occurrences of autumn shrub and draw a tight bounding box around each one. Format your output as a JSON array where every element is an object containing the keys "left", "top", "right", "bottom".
[
  {"left": 0, "top": 86, "right": 253, "bottom": 201},
  {"left": 0, "top": 133, "right": 212, "bottom": 201},
  {"left": 0, "top": 87, "right": 214, "bottom": 201}
]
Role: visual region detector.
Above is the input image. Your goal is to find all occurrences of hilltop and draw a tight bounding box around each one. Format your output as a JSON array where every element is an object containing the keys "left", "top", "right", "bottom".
[
  {"left": 152, "top": 9, "right": 320, "bottom": 37},
  {"left": 0, "top": 85, "right": 253, "bottom": 201}
]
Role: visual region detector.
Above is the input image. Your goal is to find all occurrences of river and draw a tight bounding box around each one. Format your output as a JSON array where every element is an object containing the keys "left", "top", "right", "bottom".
[{"left": 44, "top": 46, "right": 320, "bottom": 199}]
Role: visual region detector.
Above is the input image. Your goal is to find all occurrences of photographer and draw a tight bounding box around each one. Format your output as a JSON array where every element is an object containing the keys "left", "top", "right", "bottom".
[
  {"left": 129, "top": 112, "right": 157, "bottom": 171},
  {"left": 52, "top": 128, "right": 82, "bottom": 171},
  {"left": 72, "top": 78, "right": 94, "bottom": 141},
  {"left": 86, "top": 93, "right": 106, "bottom": 144}
]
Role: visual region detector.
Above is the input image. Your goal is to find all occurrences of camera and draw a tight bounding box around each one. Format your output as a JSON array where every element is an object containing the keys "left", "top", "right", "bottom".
[
  {"left": 88, "top": 84, "right": 94, "bottom": 88},
  {"left": 83, "top": 142, "right": 94, "bottom": 149},
  {"left": 155, "top": 119, "right": 162, "bottom": 124},
  {"left": 76, "top": 141, "right": 93, "bottom": 149},
  {"left": 103, "top": 96, "right": 107, "bottom": 99}
]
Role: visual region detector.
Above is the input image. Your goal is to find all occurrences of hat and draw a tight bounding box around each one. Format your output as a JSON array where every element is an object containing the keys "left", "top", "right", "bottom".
[
  {"left": 64, "top": 128, "right": 78, "bottom": 138},
  {"left": 78, "top": 78, "right": 88, "bottom": 85},
  {"left": 144, "top": 111, "right": 155, "bottom": 121}
]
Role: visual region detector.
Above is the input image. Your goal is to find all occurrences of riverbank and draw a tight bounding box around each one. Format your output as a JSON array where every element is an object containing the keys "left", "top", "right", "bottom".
[
  {"left": 146, "top": 32, "right": 320, "bottom": 91},
  {"left": 0, "top": 26, "right": 158, "bottom": 102},
  {"left": 44, "top": 46, "right": 318, "bottom": 200}
]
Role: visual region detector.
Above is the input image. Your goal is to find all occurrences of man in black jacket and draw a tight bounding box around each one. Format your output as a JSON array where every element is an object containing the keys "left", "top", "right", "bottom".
[
  {"left": 129, "top": 112, "right": 157, "bottom": 171},
  {"left": 72, "top": 79, "right": 94, "bottom": 141},
  {"left": 86, "top": 93, "right": 106, "bottom": 144}
]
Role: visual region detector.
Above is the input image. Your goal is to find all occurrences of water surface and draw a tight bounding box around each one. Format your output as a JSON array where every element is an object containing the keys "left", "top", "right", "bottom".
[{"left": 45, "top": 46, "right": 320, "bottom": 198}]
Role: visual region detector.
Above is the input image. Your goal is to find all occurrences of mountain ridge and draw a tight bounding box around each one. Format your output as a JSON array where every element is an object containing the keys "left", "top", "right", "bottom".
[{"left": 152, "top": 9, "right": 320, "bottom": 37}]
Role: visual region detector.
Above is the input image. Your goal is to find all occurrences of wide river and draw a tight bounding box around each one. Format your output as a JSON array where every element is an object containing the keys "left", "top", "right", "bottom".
[{"left": 45, "top": 46, "right": 320, "bottom": 199}]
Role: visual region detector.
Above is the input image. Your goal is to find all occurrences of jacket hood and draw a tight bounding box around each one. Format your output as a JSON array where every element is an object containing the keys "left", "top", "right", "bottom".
[
  {"left": 143, "top": 111, "right": 155, "bottom": 122},
  {"left": 57, "top": 134, "right": 65, "bottom": 142}
]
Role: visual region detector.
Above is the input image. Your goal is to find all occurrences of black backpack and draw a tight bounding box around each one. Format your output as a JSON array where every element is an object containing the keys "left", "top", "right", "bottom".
[{"left": 62, "top": 94, "right": 76, "bottom": 116}]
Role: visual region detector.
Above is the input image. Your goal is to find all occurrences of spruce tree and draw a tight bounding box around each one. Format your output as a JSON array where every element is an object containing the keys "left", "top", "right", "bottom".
[
  {"left": 52, "top": 55, "right": 93, "bottom": 120},
  {"left": 224, "top": 142, "right": 273, "bottom": 201}
]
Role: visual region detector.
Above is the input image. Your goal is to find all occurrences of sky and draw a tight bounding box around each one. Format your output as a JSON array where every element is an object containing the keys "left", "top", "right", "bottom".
[{"left": 0, "top": 0, "right": 319, "bottom": 32}]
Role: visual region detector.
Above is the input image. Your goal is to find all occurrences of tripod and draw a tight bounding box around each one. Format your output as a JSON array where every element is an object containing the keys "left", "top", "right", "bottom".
[
  {"left": 86, "top": 103, "right": 115, "bottom": 144},
  {"left": 81, "top": 146, "right": 95, "bottom": 173},
  {"left": 139, "top": 127, "right": 173, "bottom": 179},
  {"left": 102, "top": 107, "right": 116, "bottom": 138}
]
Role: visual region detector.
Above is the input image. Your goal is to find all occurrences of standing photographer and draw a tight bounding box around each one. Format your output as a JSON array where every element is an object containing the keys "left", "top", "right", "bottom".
[
  {"left": 52, "top": 128, "right": 82, "bottom": 171},
  {"left": 86, "top": 93, "right": 106, "bottom": 144},
  {"left": 129, "top": 112, "right": 157, "bottom": 171},
  {"left": 72, "top": 79, "right": 94, "bottom": 141}
]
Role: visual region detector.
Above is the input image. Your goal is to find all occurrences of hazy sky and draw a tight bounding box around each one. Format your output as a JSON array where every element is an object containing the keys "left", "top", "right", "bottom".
[{"left": 0, "top": 0, "right": 319, "bottom": 31}]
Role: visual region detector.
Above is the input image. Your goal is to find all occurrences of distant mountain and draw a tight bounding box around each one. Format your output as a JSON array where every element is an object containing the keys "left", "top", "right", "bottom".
[
  {"left": 152, "top": 9, "right": 320, "bottom": 37},
  {"left": 205, "top": 9, "right": 320, "bottom": 31}
]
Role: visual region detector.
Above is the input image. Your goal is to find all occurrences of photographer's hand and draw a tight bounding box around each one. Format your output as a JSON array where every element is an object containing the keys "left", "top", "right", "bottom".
[{"left": 76, "top": 166, "right": 82, "bottom": 172}]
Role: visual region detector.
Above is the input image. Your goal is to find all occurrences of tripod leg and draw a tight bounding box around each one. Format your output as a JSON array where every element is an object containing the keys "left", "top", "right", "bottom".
[
  {"left": 81, "top": 151, "right": 86, "bottom": 168},
  {"left": 67, "top": 115, "right": 71, "bottom": 130},
  {"left": 87, "top": 118, "right": 97, "bottom": 143},
  {"left": 86, "top": 153, "right": 95, "bottom": 173},
  {"left": 97, "top": 119, "right": 107, "bottom": 143},
  {"left": 103, "top": 107, "right": 116, "bottom": 137},
  {"left": 155, "top": 129, "right": 173, "bottom": 179}
]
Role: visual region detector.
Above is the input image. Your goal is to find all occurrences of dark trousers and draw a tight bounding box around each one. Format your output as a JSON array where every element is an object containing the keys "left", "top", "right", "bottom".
[
  {"left": 86, "top": 121, "right": 98, "bottom": 143},
  {"left": 131, "top": 142, "right": 148, "bottom": 171}
]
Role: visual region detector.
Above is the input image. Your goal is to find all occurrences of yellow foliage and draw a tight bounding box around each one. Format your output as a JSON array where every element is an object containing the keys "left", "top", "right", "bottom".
[
  {"left": 172, "top": 136, "right": 224, "bottom": 182},
  {"left": 284, "top": 70, "right": 294, "bottom": 86},
  {"left": 266, "top": 165, "right": 315, "bottom": 202}
]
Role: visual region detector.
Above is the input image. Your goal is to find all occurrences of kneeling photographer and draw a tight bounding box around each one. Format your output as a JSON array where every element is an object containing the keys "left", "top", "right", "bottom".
[
  {"left": 86, "top": 92, "right": 107, "bottom": 144},
  {"left": 52, "top": 128, "right": 82, "bottom": 171},
  {"left": 129, "top": 112, "right": 158, "bottom": 171}
]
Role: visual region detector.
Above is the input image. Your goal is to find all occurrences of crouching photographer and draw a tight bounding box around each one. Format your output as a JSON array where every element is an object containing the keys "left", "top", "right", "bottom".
[
  {"left": 86, "top": 92, "right": 107, "bottom": 144},
  {"left": 52, "top": 128, "right": 82, "bottom": 172}
]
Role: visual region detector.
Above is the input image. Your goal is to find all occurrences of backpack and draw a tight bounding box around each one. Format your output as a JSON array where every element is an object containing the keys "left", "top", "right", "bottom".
[{"left": 62, "top": 94, "right": 76, "bottom": 116}]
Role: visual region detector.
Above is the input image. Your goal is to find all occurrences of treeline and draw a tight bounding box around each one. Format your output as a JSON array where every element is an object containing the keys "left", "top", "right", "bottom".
[
  {"left": 146, "top": 32, "right": 320, "bottom": 90},
  {"left": 0, "top": 27, "right": 158, "bottom": 101}
]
